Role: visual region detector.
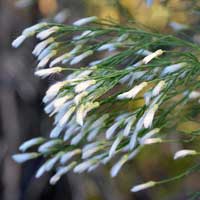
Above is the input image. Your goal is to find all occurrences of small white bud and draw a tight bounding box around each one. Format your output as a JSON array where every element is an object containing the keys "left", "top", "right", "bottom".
[
  {"left": 19, "top": 137, "right": 45, "bottom": 152},
  {"left": 143, "top": 104, "right": 158, "bottom": 129},
  {"left": 35, "top": 67, "right": 63, "bottom": 78},
  {"left": 75, "top": 80, "right": 96, "bottom": 93},
  {"left": 131, "top": 181, "right": 156, "bottom": 192},
  {"left": 12, "top": 153, "right": 39, "bottom": 163},
  {"left": 70, "top": 50, "right": 93, "bottom": 65},
  {"left": 117, "top": 82, "right": 148, "bottom": 100},
  {"left": 59, "top": 106, "right": 76, "bottom": 127},
  {"left": 142, "top": 138, "right": 162, "bottom": 145},
  {"left": 74, "top": 91, "right": 89, "bottom": 105},
  {"left": 37, "top": 26, "right": 59, "bottom": 40},
  {"left": 174, "top": 149, "right": 197, "bottom": 160},
  {"left": 143, "top": 49, "right": 163, "bottom": 64},
  {"left": 111, "top": 155, "right": 128, "bottom": 177},
  {"left": 12, "top": 35, "right": 26, "bottom": 48},
  {"left": 189, "top": 91, "right": 200, "bottom": 99},
  {"left": 22, "top": 22, "right": 48, "bottom": 36},
  {"left": 152, "top": 81, "right": 165, "bottom": 97},
  {"left": 73, "top": 16, "right": 98, "bottom": 26},
  {"left": 161, "top": 63, "right": 185, "bottom": 76},
  {"left": 32, "top": 37, "right": 54, "bottom": 56}
]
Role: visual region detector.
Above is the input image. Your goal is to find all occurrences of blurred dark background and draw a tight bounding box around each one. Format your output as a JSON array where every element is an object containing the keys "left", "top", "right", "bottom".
[{"left": 0, "top": 0, "right": 200, "bottom": 200}]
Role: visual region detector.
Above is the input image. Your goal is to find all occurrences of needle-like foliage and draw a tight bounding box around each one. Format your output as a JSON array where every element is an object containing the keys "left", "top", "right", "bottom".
[{"left": 12, "top": 15, "right": 200, "bottom": 193}]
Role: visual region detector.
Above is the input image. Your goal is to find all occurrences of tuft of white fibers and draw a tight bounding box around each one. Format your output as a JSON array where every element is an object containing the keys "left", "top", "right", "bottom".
[
  {"left": 70, "top": 50, "right": 93, "bottom": 65},
  {"left": 37, "top": 26, "right": 59, "bottom": 40},
  {"left": 117, "top": 82, "right": 148, "bottom": 100},
  {"left": 35, "top": 67, "right": 63, "bottom": 78},
  {"left": 152, "top": 81, "right": 165, "bottom": 97},
  {"left": 109, "top": 134, "right": 123, "bottom": 157},
  {"left": 32, "top": 37, "right": 54, "bottom": 56},
  {"left": 143, "top": 49, "right": 163, "bottom": 64},
  {"left": 12, "top": 153, "right": 39, "bottom": 163},
  {"left": 60, "top": 149, "right": 81, "bottom": 164},
  {"left": 73, "top": 16, "right": 98, "bottom": 26},
  {"left": 111, "top": 155, "right": 128, "bottom": 177},
  {"left": 161, "top": 62, "right": 186, "bottom": 76},
  {"left": 59, "top": 106, "right": 76, "bottom": 127},
  {"left": 38, "top": 139, "right": 62, "bottom": 153},
  {"left": 142, "top": 138, "right": 162, "bottom": 145},
  {"left": 143, "top": 104, "right": 158, "bottom": 129},
  {"left": 74, "top": 91, "right": 89, "bottom": 105},
  {"left": 12, "top": 35, "right": 26, "bottom": 48},
  {"left": 76, "top": 102, "right": 99, "bottom": 126},
  {"left": 22, "top": 22, "right": 48, "bottom": 36},
  {"left": 174, "top": 149, "right": 197, "bottom": 160},
  {"left": 43, "top": 81, "right": 68, "bottom": 103},
  {"left": 75, "top": 80, "right": 96, "bottom": 93},
  {"left": 37, "top": 51, "right": 56, "bottom": 68},
  {"left": 131, "top": 181, "right": 156, "bottom": 192},
  {"left": 44, "top": 101, "right": 55, "bottom": 114},
  {"left": 50, "top": 125, "right": 64, "bottom": 138},
  {"left": 50, "top": 53, "right": 70, "bottom": 67},
  {"left": 19, "top": 137, "right": 45, "bottom": 152},
  {"left": 73, "top": 160, "right": 94, "bottom": 173},
  {"left": 189, "top": 91, "right": 200, "bottom": 99},
  {"left": 50, "top": 162, "right": 76, "bottom": 185}
]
